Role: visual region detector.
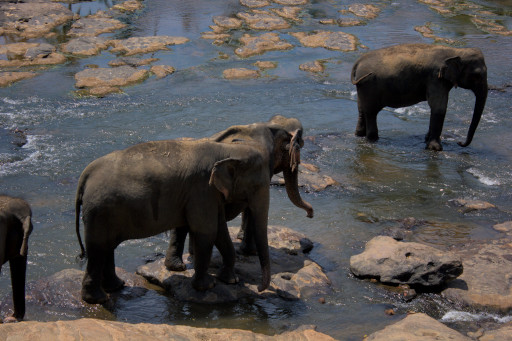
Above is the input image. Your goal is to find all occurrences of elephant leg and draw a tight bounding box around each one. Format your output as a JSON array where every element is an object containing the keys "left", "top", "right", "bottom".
[
  {"left": 239, "top": 209, "right": 257, "bottom": 255},
  {"left": 426, "top": 88, "right": 449, "bottom": 151},
  {"left": 190, "top": 229, "right": 216, "bottom": 291},
  {"left": 81, "top": 242, "right": 108, "bottom": 304},
  {"left": 355, "top": 98, "right": 367, "bottom": 137},
  {"left": 9, "top": 255, "right": 26, "bottom": 321},
  {"left": 215, "top": 220, "right": 238, "bottom": 285},
  {"left": 165, "top": 227, "right": 188, "bottom": 271},
  {"left": 102, "top": 248, "right": 124, "bottom": 293}
]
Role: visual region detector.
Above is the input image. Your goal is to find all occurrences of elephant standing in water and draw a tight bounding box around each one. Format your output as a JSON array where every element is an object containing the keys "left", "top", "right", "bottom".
[
  {"left": 165, "top": 115, "right": 314, "bottom": 272},
  {"left": 351, "top": 43, "right": 488, "bottom": 151},
  {"left": 76, "top": 139, "right": 273, "bottom": 304},
  {"left": 0, "top": 196, "right": 33, "bottom": 322}
]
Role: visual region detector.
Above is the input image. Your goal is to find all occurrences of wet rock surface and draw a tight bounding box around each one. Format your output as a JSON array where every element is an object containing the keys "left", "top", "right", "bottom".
[
  {"left": 0, "top": 318, "right": 335, "bottom": 341},
  {"left": 290, "top": 31, "right": 358, "bottom": 51},
  {"left": 223, "top": 67, "right": 261, "bottom": 79},
  {"left": 237, "top": 11, "right": 291, "bottom": 30},
  {"left": 235, "top": 32, "right": 293, "bottom": 58},
  {"left": 109, "top": 36, "right": 189, "bottom": 56},
  {"left": 137, "top": 226, "right": 329, "bottom": 303},
  {"left": 0, "top": 71, "right": 37, "bottom": 87},
  {"left": 74, "top": 66, "right": 149, "bottom": 96},
  {"left": 61, "top": 37, "right": 111, "bottom": 57},
  {"left": 67, "top": 12, "right": 126, "bottom": 37},
  {"left": 449, "top": 199, "right": 496, "bottom": 213},
  {"left": 350, "top": 236, "right": 463, "bottom": 287},
  {"left": 441, "top": 238, "right": 512, "bottom": 313},
  {"left": 365, "top": 313, "right": 471, "bottom": 341}
]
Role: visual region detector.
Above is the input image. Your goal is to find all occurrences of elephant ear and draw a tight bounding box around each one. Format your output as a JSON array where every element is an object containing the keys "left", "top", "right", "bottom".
[
  {"left": 438, "top": 56, "right": 462, "bottom": 87},
  {"left": 286, "top": 129, "right": 303, "bottom": 172},
  {"left": 209, "top": 158, "right": 241, "bottom": 200}
]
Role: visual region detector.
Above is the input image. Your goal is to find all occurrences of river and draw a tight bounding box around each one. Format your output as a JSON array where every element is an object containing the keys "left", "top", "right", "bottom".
[{"left": 1, "top": 0, "right": 512, "bottom": 339}]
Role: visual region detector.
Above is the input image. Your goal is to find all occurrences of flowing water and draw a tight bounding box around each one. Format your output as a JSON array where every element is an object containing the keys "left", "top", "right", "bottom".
[{"left": 1, "top": 0, "right": 512, "bottom": 339}]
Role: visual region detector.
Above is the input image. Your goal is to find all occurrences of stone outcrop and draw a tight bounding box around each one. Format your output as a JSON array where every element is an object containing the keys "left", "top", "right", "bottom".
[
  {"left": 74, "top": 66, "right": 149, "bottom": 96},
  {"left": 449, "top": 199, "right": 496, "bottom": 213},
  {"left": 61, "top": 37, "right": 111, "bottom": 57},
  {"left": 290, "top": 31, "right": 358, "bottom": 51},
  {"left": 237, "top": 11, "right": 291, "bottom": 30},
  {"left": 299, "top": 60, "right": 325, "bottom": 73},
  {"left": 235, "top": 33, "right": 293, "bottom": 58},
  {"left": 0, "top": 72, "right": 36, "bottom": 87},
  {"left": 441, "top": 239, "right": 512, "bottom": 313},
  {"left": 136, "top": 226, "right": 329, "bottom": 303},
  {"left": 0, "top": 318, "right": 335, "bottom": 340},
  {"left": 0, "top": 1, "right": 75, "bottom": 39},
  {"left": 223, "top": 68, "right": 260, "bottom": 79},
  {"left": 109, "top": 36, "right": 189, "bottom": 56},
  {"left": 365, "top": 313, "right": 471, "bottom": 341},
  {"left": 350, "top": 236, "right": 463, "bottom": 287},
  {"left": 67, "top": 12, "right": 126, "bottom": 38},
  {"left": 0, "top": 42, "right": 66, "bottom": 68}
]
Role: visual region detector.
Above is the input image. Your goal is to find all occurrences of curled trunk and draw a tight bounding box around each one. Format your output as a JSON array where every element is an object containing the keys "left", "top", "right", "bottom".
[{"left": 283, "top": 166, "right": 314, "bottom": 218}]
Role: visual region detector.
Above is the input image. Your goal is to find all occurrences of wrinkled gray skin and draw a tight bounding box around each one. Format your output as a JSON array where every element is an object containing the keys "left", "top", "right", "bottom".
[
  {"left": 351, "top": 43, "right": 488, "bottom": 151},
  {"left": 0, "top": 195, "right": 33, "bottom": 322},
  {"left": 165, "top": 115, "right": 314, "bottom": 272},
  {"left": 76, "top": 140, "right": 271, "bottom": 304}
]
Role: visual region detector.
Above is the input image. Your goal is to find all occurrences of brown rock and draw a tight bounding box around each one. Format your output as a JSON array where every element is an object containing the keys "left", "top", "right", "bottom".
[
  {"left": 347, "top": 4, "right": 381, "bottom": 19},
  {"left": 112, "top": 0, "right": 143, "bottom": 13},
  {"left": 237, "top": 11, "right": 290, "bottom": 30},
  {"left": 254, "top": 61, "right": 277, "bottom": 69},
  {"left": 273, "top": 0, "right": 308, "bottom": 5},
  {"left": 366, "top": 313, "right": 471, "bottom": 340},
  {"left": 212, "top": 16, "right": 243, "bottom": 29},
  {"left": 493, "top": 221, "right": 512, "bottom": 235},
  {"left": 271, "top": 6, "right": 302, "bottom": 21},
  {"left": 68, "top": 12, "right": 126, "bottom": 37},
  {"left": 109, "top": 36, "right": 189, "bottom": 56},
  {"left": 299, "top": 60, "right": 325, "bottom": 73},
  {"left": 75, "top": 66, "right": 149, "bottom": 88},
  {"left": 150, "top": 65, "right": 176, "bottom": 79},
  {"left": 88, "top": 86, "right": 123, "bottom": 97},
  {"left": 449, "top": 199, "right": 496, "bottom": 213},
  {"left": 0, "top": 72, "right": 37, "bottom": 87},
  {"left": 290, "top": 31, "right": 358, "bottom": 51},
  {"left": 61, "top": 37, "right": 111, "bottom": 56},
  {"left": 0, "top": 318, "right": 335, "bottom": 341},
  {"left": 240, "top": 0, "right": 270, "bottom": 8},
  {"left": 235, "top": 33, "right": 293, "bottom": 58},
  {"left": 223, "top": 68, "right": 260, "bottom": 79},
  {"left": 109, "top": 57, "right": 159, "bottom": 67}
]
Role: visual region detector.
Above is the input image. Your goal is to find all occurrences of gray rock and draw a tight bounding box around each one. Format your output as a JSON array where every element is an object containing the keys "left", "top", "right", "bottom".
[
  {"left": 137, "top": 225, "right": 330, "bottom": 303},
  {"left": 350, "top": 236, "right": 463, "bottom": 287},
  {"left": 25, "top": 43, "right": 55, "bottom": 59}
]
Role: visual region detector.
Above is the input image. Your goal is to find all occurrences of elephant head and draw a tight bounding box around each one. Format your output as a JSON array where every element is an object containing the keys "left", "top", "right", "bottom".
[{"left": 438, "top": 48, "right": 488, "bottom": 147}]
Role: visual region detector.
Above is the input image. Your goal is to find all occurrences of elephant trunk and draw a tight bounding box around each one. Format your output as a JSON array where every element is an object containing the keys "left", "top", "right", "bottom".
[
  {"left": 283, "top": 132, "right": 314, "bottom": 218},
  {"left": 19, "top": 216, "right": 32, "bottom": 257},
  {"left": 458, "top": 83, "right": 488, "bottom": 147}
]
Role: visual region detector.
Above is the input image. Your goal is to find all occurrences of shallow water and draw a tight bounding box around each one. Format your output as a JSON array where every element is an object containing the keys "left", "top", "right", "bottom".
[{"left": 1, "top": 0, "right": 512, "bottom": 339}]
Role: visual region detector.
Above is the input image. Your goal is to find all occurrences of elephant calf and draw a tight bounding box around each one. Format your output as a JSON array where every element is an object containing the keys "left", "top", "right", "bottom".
[
  {"left": 351, "top": 43, "right": 488, "bottom": 151},
  {"left": 76, "top": 139, "right": 272, "bottom": 304},
  {"left": 0, "top": 195, "right": 33, "bottom": 322}
]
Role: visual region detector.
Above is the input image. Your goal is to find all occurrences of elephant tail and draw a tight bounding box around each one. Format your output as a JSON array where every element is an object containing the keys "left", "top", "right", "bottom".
[
  {"left": 351, "top": 60, "right": 373, "bottom": 85},
  {"left": 75, "top": 182, "right": 86, "bottom": 260}
]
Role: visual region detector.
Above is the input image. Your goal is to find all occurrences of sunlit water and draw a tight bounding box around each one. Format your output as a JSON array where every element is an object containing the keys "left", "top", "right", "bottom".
[{"left": 1, "top": 0, "right": 512, "bottom": 339}]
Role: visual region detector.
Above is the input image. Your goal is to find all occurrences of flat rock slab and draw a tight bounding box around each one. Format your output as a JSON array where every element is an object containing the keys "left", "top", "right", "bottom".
[
  {"left": 109, "top": 36, "right": 189, "bottom": 56},
  {"left": 235, "top": 33, "right": 293, "bottom": 58},
  {"left": 365, "top": 313, "right": 471, "bottom": 341},
  {"left": 449, "top": 199, "right": 496, "bottom": 213},
  {"left": 237, "top": 11, "right": 290, "bottom": 30},
  {"left": 0, "top": 318, "right": 335, "bottom": 341},
  {"left": 442, "top": 239, "right": 512, "bottom": 313},
  {"left": 67, "top": 12, "right": 126, "bottom": 37},
  {"left": 240, "top": 0, "right": 270, "bottom": 8},
  {"left": 0, "top": 72, "right": 37, "bottom": 87},
  {"left": 271, "top": 7, "right": 302, "bottom": 21},
  {"left": 212, "top": 16, "right": 243, "bottom": 29},
  {"left": 61, "top": 37, "right": 111, "bottom": 56},
  {"left": 350, "top": 236, "right": 463, "bottom": 287},
  {"left": 223, "top": 68, "right": 261, "bottom": 79},
  {"left": 291, "top": 31, "right": 358, "bottom": 51},
  {"left": 346, "top": 4, "right": 381, "bottom": 19},
  {"left": 493, "top": 221, "right": 512, "bottom": 235},
  {"left": 0, "top": 2, "right": 75, "bottom": 39},
  {"left": 75, "top": 66, "right": 149, "bottom": 88},
  {"left": 0, "top": 42, "right": 66, "bottom": 68},
  {"left": 136, "top": 226, "right": 329, "bottom": 303},
  {"left": 273, "top": 0, "right": 308, "bottom": 5},
  {"left": 112, "top": 0, "right": 144, "bottom": 13}
]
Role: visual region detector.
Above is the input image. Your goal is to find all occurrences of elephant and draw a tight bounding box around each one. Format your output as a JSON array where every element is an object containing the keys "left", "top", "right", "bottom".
[
  {"left": 75, "top": 139, "right": 273, "bottom": 304},
  {"left": 164, "top": 115, "right": 314, "bottom": 272},
  {"left": 351, "top": 43, "right": 488, "bottom": 151},
  {"left": 0, "top": 195, "right": 33, "bottom": 322}
]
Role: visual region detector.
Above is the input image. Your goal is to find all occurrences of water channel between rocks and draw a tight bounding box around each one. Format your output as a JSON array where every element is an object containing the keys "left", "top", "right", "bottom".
[{"left": 1, "top": 0, "right": 512, "bottom": 340}]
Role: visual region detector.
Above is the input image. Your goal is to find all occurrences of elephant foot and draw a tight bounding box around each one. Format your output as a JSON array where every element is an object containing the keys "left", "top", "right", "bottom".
[
  {"left": 164, "top": 256, "right": 187, "bottom": 272},
  {"left": 216, "top": 266, "right": 239, "bottom": 285},
  {"left": 3, "top": 315, "right": 21, "bottom": 323},
  {"left": 192, "top": 273, "right": 216, "bottom": 291},
  {"left": 426, "top": 139, "right": 443, "bottom": 151},
  {"left": 237, "top": 243, "right": 257, "bottom": 256},
  {"left": 366, "top": 133, "right": 379, "bottom": 143},
  {"left": 82, "top": 285, "right": 108, "bottom": 304},
  {"left": 355, "top": 129, "right": 366, "bottom": 137},
  {"left": 102, "top": 276, "right": 125, "bottom": 293}
]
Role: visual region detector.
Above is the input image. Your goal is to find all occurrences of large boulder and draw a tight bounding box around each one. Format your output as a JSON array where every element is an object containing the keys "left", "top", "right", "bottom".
[
  {"left": 0, "top": 318, "right": 336, "bottom": 340},
  {"left": 137, "top": 225, "right": 330, "bottom": 303},
  {"left": 365, "top": 313, "right": 471, "bottom": 341},
  {"left": 442, "top": 239, "right": 512, "bottom": 313},
  {"left": 350, "top": 236, "right": 463, "bottom": 287}
]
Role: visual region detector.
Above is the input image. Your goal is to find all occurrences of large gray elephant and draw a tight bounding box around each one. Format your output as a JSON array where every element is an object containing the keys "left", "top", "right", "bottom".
[
  {"left": 0, "top": 195, "right": 33, "bottom": 322},
  {"left": 165, "top": 115, "right": 314, "bottom": 272},
  {"left": 351, "top": 43, "right": 488, "bottom": 151},
  {"left": 75, "top": 139, "right": 272, "bottom": 304}
]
